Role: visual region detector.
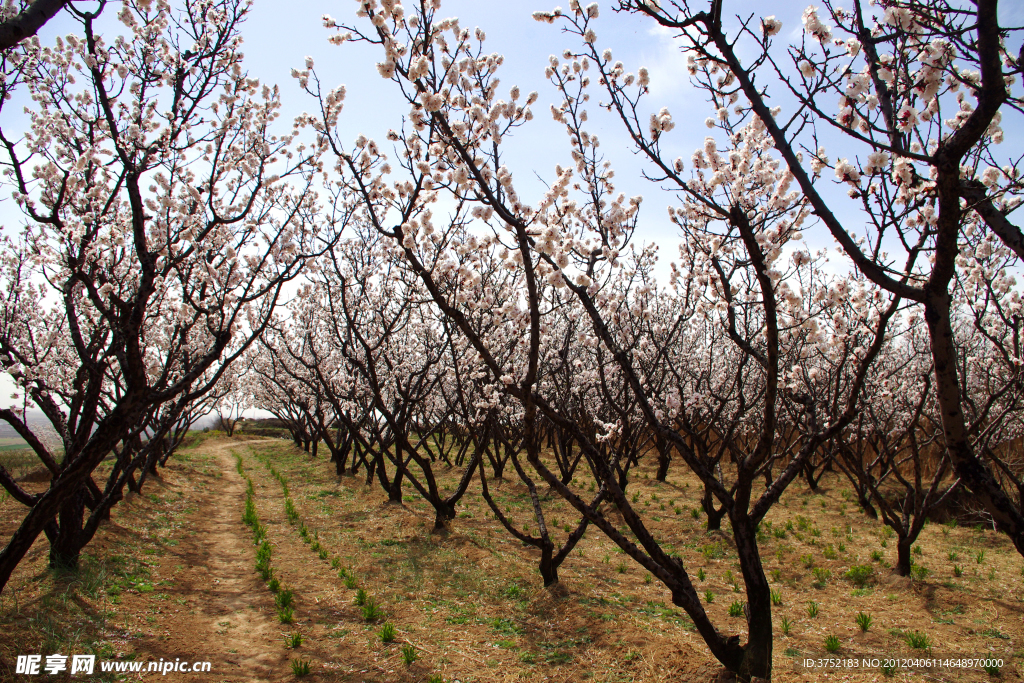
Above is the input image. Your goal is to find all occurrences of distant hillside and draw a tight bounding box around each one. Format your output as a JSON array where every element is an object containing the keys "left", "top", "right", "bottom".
[{"left": 0, "top": 411, "right": 60, "bottom": 449}]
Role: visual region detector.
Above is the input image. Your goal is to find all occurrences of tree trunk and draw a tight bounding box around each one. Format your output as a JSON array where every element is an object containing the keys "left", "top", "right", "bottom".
[
  {"left": 858, "top": 494, "right": 878, "bottom": 520},
  {"left": 803, "top": 462, "right": 820, "bottom": 492},
  {"left": 334, "top": 434, "right": 352, "bottom": 476},
  {"left": 386, "top": 463, "right": 404, "bottom": 504},
  {"left": 364, "top": 456, "right": 376, "bottom": 486},
  {"left": 539, "top": 539, "right": 558, "bottom": 587},
  {"left": 49, "top": 487, "right": 88, "bottom": 570},
  {"left": 924, "top": 291, "right": 1024, "bottom": 558},
  {"left": 433, "top": 502, "right": 455, "bottom": 532},
  {"left": 0, "top": 0, "right": 71, "bottom": 52},
  {"left": 703, "top": 484, "right": 726, "bottom": 531},
  {"left": 0, "top": 401, "right": 144, "bottom": 592},
  {"left": 655, "top": 436, "right": 671, "bottom": 482},
  {"left": 895, "top": 536, "right": 912, "bottom": 577},
  {"left": 656, "top": 451, "right": 671, "bottom": 482},
  {"left": 732, "top": 513, "right": 773, "bottom": 682}
]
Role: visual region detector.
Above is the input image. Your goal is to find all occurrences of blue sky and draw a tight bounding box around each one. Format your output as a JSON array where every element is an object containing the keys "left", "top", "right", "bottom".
[
  {"left": 238, "top": 0, "right": 1024, "bottom": 271},
  {"left": 0, "top": 0, "right": 713, "bottom": 268},
  {"left": 7, "top": 0, "right": 1023, "bottom": 274},
  {"left": 240, "top": 0, "right": 707, "bottom": 254},
  {"left": 1, "top": 0, "right": 1022, "bottom": 408}
]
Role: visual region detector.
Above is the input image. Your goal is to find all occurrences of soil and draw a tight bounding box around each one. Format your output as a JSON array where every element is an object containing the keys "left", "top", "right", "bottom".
[
  {"left": 1, "top": 435, "right": 1022, "bottom": 683},
  {"left": 137, "top": 439, "right": 285, "bottom": 681}
]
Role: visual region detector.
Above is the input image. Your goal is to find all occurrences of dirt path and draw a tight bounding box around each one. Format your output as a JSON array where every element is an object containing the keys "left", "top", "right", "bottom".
[
  {"left": 132, "top": 439, "right": 288, "bottom": 682},
  {"left": 196, "top": 440, "right": 283, "bottom": 679}
]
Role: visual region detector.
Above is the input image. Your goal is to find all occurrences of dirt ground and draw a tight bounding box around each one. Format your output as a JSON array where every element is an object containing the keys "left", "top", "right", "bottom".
[{"left": 1, "top": 436, "right": 1022, "bottom": 682}]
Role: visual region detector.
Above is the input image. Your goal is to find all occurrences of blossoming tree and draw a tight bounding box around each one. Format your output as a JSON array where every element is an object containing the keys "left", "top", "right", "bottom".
[
  {"left": 0, "top": 0, "right": 339, "bottom": 591},
  {"left": 303, "top": 1, "right": 906, "bottom": 678},
  {"left": 603, "top": 0, "right": 1024, "bottom": 561}
]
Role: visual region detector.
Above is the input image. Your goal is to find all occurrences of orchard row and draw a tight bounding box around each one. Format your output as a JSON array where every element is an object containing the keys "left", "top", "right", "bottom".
[{"left": 1, "top": 0, "right": 1022, "bottom": 680}]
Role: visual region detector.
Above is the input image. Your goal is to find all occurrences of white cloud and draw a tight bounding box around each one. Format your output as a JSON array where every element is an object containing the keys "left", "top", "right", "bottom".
[{"left": 638, "top": 23, "right": 696, "bottom": 100}]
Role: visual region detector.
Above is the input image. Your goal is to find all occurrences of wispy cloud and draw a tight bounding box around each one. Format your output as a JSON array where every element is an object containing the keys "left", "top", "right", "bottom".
[{"left": 638, "top": 23, "right": 696, "bottom": 101}]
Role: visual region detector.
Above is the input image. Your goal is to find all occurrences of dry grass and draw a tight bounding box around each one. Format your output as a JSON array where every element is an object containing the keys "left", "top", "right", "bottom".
[
  {"left": 238, "top": 438, "right": 1024, "bottom": 682},
  {"left": 0, "top": 442, "right": 221, "bottom": 682},
  {"left": 1, "top": 435, "right": 1021, "bottom": 682}
]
